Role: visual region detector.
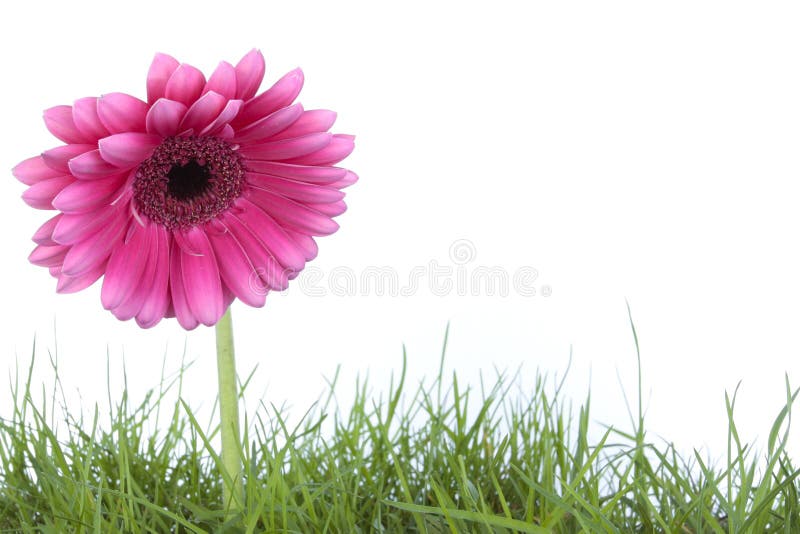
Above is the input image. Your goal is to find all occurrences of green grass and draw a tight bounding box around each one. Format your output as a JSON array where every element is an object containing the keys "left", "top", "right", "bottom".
[{"left": 1, "top": 322, "right": 799, "bottom": 533}]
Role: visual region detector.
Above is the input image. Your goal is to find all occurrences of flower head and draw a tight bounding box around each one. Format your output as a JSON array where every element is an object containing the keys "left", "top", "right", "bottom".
[{"left": 14, "top": 50, "right": 356, "bottom": 329}]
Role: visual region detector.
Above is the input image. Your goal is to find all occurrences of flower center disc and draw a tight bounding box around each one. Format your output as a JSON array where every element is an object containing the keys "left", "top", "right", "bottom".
[{"left": 133, "top": 137, "right": 244, "bottom": 229}]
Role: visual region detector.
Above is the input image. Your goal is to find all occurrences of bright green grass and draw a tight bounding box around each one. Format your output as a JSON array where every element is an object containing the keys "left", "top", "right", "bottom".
[{"left": 1, "top": 321, "right": 799, "bottom": 533}]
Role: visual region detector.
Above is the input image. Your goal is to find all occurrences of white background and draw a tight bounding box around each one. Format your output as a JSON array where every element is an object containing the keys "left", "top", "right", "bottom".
[{"left": 1, "top": 1, "right": 799, "bottom": 460}]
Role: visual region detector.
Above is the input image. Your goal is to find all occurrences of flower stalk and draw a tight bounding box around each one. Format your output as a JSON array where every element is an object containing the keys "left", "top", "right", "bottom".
[{"left": 215, "top": 308, "right": 243, "bottom": 511}]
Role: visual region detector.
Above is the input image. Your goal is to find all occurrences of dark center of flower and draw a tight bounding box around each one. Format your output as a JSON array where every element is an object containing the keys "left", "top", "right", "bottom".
[
  {"left": 133, "top": 137, "right": 245, "bottom": 229},
  {"left": 167, "top": 160, "right": 211, "bottom": 200}
]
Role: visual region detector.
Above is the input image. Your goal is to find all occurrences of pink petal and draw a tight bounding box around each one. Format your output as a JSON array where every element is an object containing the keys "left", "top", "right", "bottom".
[
  {"left": 56, "top": 262, "right": 106, "bottom": 294},
  {"left": 52, "top": 172, "right": 126, "bottom": 213},
  {"left": 42, "top": 144, "right": 95, "bottom": 173},
  {"left": 53, "top": 203, "right": 120, "bottom": 244},
  {"left": 112, "top": 224, "right": 160, "bottom": 321},
  {"left": 246, "top": 172, "right": 345, "bottom": 203},
  {"left": 98, "top": 133, "right": 160, "bottom": 168},
  {"left": 204, "top": 61, "right": 237, "bottom": 99},
  {"left": 285, "top": 134, "right": 355, "bottom": 166},
  {"left": 232, "top": 197, "right": 306, "bottom": 271},
  {"left": 329, "top": 170, "right": 359, "bottom": 189},
  {"left": 145, "top": 98, "right": 188, "bottom": 137},
  {"left": 306, "top": 200, "right": 348, "bottom": 217},
  {"left": 72, "top": 97, "right": 110, "bottom": 140},
  {"left": 101, "top": 220, "right": 153, "bottom": 310},
  {"left": 178, "top": 227, "right": 224, "bottom": 326},
  {"left": 169, "top": 238, "right": 199, "bottom": 330},
  {"left": 221, "top": 212, "right": 289, "bottom": 291},
  {"left": 147, "top": 53, "right": 180, "bottom": 104},
  {"left": 232, "top": 103, "right": 304, "bottom": 143},
  {"left": 32, "top": 214, "right": 62, "bottom": 246},
  {"left": 97, "top": 93, "right": 149, "bottom": 134},
  {"left": 13, "top": 156, "right": 63, "bottom": 185},
  {"left": 222, "top": 286, "right": 236, "bottom": 311},
  {"left": 43, "top": 106, "right": 90, "bottom": 144},
  {"left": 246, "top": 188, "right": 339, "bottom": 236},
  {"left": 239, "top": 132, "right": 331, "bottom": 161},
  {"left": 270, "top": 109, "right": 337, "bottom": 141},
  {"left": 233, "top": 68, "right": 303, "bottom": 127},
  {"left": 206, "top": 221, "right": 266, "bottom": 307},
  {"left": 164, "top": 64, "right": 206, "bottom": 107},
  {"left": 68, "top": 149, "right": 121, "bottom": 180},
  {"left": 217, "top": 124, "right": 235, "bottom": 139},
  {"left": 179, "top": 91, "right": 227, "bottom": 132},
  {"left": 23, "top": 175, "right": 75, "bottom": 209},
  {"left": 136, "top": 226, "right": 170, "bottom": 328},
  {"left": 61, "top": 207, "right": 129, "bottom": 276},
  {"left": 172, "top": 229, "right": 202, "bottom": 255},
  {"left": 284, "top": 228, "right": 318, "bottom": 262},
  {"left": 234, "top": 49, "right": 266, "bottom": 101},
  {"left": 200, "top": 100, "right": 243, "bottom": 136},
  {"left": 29, "top": 244, "right": 68, "bottom": 268},
  {"left": 243, "top": 160, "right": 346, "bottom": 184}
]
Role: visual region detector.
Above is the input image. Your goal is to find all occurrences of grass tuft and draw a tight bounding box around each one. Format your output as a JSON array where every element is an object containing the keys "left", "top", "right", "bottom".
[{"left": 0, "top": 329, "right": 799, "bottom": 533}]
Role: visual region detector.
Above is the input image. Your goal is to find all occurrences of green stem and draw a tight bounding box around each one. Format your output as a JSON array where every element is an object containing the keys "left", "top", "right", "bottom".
[{"left": 215, "top": 307, "right": 243, "bottom": 511}]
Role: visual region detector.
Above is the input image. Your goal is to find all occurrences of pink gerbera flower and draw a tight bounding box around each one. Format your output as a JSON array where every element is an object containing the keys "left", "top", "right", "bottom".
[{"left": 13, "top": 50, "right": 356, "bottom": 329}]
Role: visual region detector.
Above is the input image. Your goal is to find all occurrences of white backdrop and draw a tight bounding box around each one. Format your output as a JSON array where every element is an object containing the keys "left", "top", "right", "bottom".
[{"left": 1, "top": 1, "right": 799, "bottom": 459}]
